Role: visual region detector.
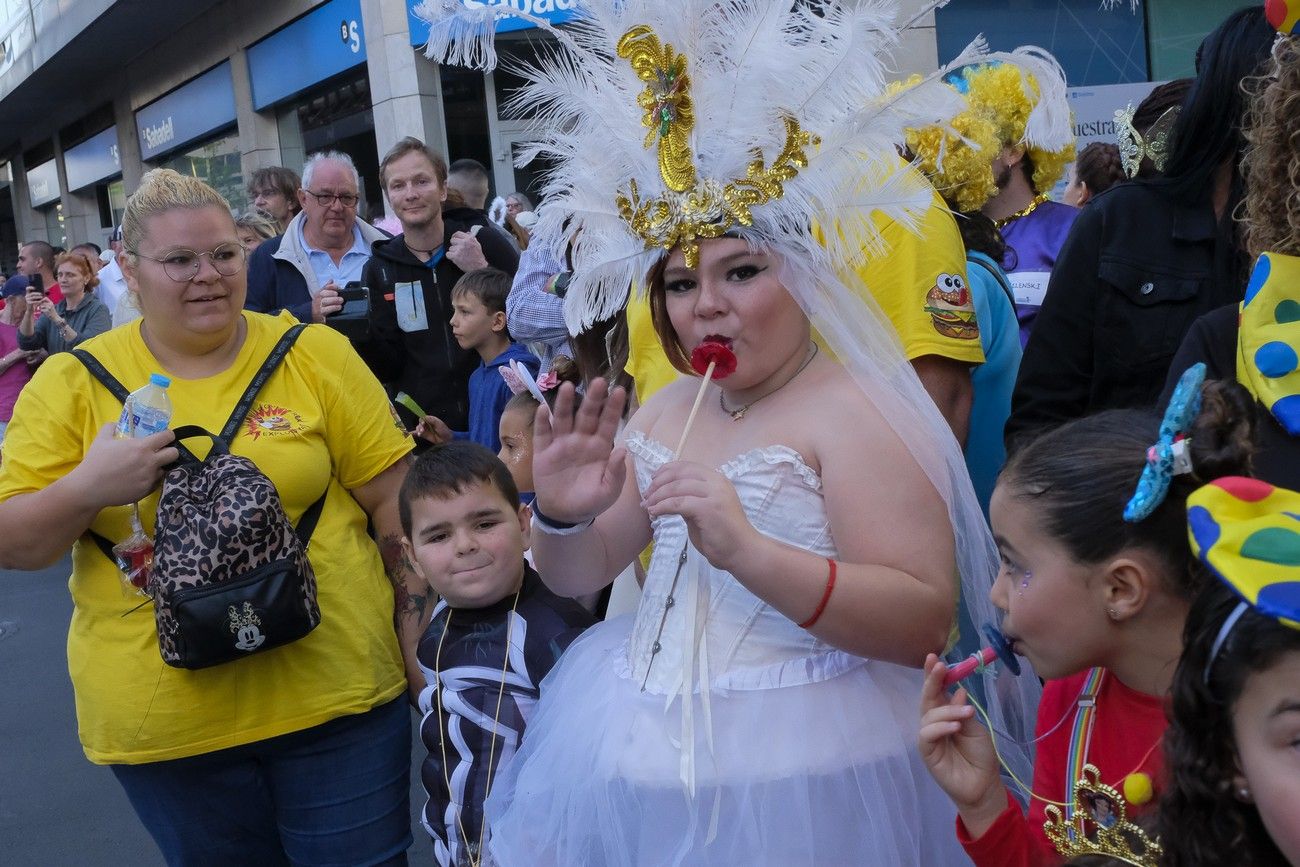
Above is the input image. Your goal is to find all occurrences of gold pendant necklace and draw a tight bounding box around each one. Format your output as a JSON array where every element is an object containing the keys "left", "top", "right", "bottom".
[
  {"left": 994, "top": 192, "right": 1051, "bottom": 229},
  {"left": 719, "top": 342, "right": 818, "bottom": 421},
  {"left": 433, "top": 585, "right": 522, "bottom": 867}
]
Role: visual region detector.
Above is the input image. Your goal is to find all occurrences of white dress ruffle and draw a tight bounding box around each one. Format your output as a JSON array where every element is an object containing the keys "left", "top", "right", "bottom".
[{"left": 484, "top": 432, "right": 972, "bottom": 866}]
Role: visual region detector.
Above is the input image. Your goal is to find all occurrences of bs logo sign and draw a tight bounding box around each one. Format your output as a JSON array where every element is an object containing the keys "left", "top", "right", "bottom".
[{"left": 339, "top": 19, "right": 361, "bottom": 53}]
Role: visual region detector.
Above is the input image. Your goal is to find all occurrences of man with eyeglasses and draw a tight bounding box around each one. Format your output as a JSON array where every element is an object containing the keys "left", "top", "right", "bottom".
[{"left": 246, "top": 151, "right": 388, "bottom": 324}]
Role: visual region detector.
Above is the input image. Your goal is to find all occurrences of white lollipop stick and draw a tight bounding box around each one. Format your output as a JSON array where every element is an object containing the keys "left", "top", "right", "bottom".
[{"left": 674, "top": 360, "right": 716, "bottom": 458}]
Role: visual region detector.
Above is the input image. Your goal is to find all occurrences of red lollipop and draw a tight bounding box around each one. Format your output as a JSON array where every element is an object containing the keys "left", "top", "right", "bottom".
[
  {"left": 676, "top": 340, "right": 737, "bottom": 456},
  {"left": 690, "top": 340, "right": 737, "bottom": 379}
]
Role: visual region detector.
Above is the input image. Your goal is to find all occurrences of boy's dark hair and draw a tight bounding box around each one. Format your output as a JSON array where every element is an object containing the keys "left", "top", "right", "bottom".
[
  {"left": 399, "top": 441, "right": 521, "bottom": 538},
  {"left": 448, "top": 158, "right": 490, "bottom": 181},
  {"left": 999, "top": 380, "right": 1255, "bottom": 600},
  {"left": 1159, "top": 579, "right": 1300, "bottom": 865},
  {"left": 451, "top": 267, "right": 511, "bottom": 315}
]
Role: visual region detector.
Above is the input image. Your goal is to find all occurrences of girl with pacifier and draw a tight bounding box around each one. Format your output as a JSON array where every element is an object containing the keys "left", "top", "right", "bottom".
[{"left": 920, "top": 365, "right": 1255, "bottom": 866}]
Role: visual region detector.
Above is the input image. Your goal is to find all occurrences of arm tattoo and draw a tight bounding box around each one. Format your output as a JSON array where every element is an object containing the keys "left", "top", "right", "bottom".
[{"left": 379, "top": 532, "right": 428, "bottom": 626}]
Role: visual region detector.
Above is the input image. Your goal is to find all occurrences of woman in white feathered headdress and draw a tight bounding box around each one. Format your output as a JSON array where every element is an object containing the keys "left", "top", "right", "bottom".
[{"left": 418, "top": 1, "right": 1040, "bottom": 863}]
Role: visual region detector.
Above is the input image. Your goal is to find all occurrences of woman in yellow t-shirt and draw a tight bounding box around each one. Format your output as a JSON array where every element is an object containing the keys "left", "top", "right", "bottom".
[{"left": 0, "top": 170, "right": 418, "bottom": 865}]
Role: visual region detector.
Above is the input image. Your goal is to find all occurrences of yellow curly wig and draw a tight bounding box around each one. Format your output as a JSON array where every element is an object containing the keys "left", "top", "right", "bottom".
[
  {"left": 905, "top": 110, "right": 1002, "bottom": 213},
  {"left": 963, "top": 63, "right": 1075, "bottom": 193}
]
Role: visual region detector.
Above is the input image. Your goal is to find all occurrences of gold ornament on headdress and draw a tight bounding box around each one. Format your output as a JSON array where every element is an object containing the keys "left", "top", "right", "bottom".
[
  {"left": 1043, "top": 764, "right": 1163, "bottom": 867},
  {"left": 618, "top": 25, "right": 696, "bottom": 194},
  {"left": 1115, "top": 102, "right": 1179, "bottom": 179},
  {"left": 613, "top": 25, "right": 817, "bottom": 268}
]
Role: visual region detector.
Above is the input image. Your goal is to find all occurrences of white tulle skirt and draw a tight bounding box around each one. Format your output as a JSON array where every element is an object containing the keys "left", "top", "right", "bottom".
[{"left": 484, "top": 616, "right": 972, "bottom": 866}]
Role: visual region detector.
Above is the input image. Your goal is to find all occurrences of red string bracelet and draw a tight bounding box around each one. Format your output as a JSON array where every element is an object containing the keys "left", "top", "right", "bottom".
[{"left": 798, "top": 558, "right": 837, "bottom": 629}]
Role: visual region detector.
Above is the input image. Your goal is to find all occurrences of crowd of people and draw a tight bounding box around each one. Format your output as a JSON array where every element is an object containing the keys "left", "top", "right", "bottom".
[{"left": 0, "top": 1, "right": 1298, "bottom": 865}]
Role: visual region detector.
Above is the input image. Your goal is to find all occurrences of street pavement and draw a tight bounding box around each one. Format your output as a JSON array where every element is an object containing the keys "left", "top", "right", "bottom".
[{"left": 0, "top": 556, "right": 432, "bottom": 864}]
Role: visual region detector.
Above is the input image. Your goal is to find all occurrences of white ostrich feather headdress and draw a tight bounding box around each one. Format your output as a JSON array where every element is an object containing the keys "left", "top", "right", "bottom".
[{"left": 416, "top": 0, "right": 1000, "bottom": 333}]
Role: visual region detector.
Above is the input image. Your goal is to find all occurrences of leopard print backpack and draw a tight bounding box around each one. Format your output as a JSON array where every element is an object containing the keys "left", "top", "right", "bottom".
[{"left": 75, "top": 325, "right": 326, "bottom": 669}]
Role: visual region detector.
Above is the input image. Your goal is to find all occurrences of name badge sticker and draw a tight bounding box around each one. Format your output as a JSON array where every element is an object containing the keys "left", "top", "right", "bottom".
[
  {"left": 394, "top": 281, "right": 429, "bottom": 333},
  {"left": 1010, "top": 271, "right": 1051, "bottom": 308}
]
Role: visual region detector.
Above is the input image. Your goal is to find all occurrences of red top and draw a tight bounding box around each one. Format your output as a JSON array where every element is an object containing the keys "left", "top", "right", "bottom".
[{"left": 957, "top": 670, "right": 1168, "bottom": 867}]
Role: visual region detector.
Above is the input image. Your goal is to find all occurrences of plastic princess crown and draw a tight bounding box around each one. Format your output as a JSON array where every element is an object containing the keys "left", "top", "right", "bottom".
[
  {"left": 1115, "top": 102, "right": 1179, "bottom": 179},
  {"left": 1043, "top": 764, "right": 1163, "bottom": 867}
]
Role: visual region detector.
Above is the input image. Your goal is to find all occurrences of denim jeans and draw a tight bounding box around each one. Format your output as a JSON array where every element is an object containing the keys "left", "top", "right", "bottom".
[{"left": 112, "top": 696, "right": 412, "bottom": 867}]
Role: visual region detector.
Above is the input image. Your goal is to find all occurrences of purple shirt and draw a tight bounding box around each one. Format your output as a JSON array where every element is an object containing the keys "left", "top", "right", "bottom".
[
  {"left": 0, "top": 322, "right": 32, "bottom": 421},
  {"left": 1000, "top": 200, "right": 1079, "bottom": 346}
]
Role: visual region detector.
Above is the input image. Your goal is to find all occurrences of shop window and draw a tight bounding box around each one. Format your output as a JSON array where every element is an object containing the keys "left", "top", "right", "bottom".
[
  {"left": 1145, "top": 0, "right": 1240, "bottom": 80},
  {"left": 42, "top": 202, "right": 66, "bottom": 249},
  {"left": 440, "top": 66, "right": 492, "bottom": 171},
  {"left": 96, "top": 179, "right": 126, "bottom": 232},
  {"left": 282, "top": 71, "right": 381, "bottom": 220},
  {"left": 935, "top": 0, "right": 1149, "bottom": 86},
  {"left": 158, "top": 131, "right": 246, "bottom": 212}
]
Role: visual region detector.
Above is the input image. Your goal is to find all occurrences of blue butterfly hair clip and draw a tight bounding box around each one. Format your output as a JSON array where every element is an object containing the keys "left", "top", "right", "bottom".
[{"left": 1123, "top": 363, "right": 1207, "bottom": 523}]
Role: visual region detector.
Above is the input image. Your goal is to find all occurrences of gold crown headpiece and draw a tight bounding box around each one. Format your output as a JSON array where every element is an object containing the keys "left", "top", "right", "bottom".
[
  {"left": 1043, "top": 764, "right": 1163, "bottom": 867},
  {"left": 1115, "top": 102, "right": 1179, "bottom": 179},
  {"left": 613, "top": 25, "right": 818, "bottom": 269}
]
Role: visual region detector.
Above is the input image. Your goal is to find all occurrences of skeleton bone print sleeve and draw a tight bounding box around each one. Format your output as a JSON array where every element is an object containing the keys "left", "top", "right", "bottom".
[{"left": 415, "top": 566, "right": 595, "bottom": 866}]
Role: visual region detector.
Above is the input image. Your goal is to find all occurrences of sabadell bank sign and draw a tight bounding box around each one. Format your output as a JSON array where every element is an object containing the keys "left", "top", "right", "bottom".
[
  {"left": 407, "top": 0, "right": 577, "bottom": 44},
  {"left": 141, "top": 117, "right": 175, "bottom": 151}
]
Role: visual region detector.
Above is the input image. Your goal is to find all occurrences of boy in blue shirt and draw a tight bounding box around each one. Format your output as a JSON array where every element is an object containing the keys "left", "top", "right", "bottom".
[{"left": 416, "top": 268, "right": 539, "bottom": 452}]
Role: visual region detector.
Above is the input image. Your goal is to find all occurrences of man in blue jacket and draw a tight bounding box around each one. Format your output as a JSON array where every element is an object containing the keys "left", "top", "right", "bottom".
[{"left": 245, "top": 151, "right": 388, "bottom": 322}]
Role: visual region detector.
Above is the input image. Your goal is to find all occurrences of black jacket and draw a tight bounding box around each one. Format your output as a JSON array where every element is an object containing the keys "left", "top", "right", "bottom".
[
  {"left": 1159, "top": 304, "right": 1300, "bottom": 490},
  {"left": 1006, "top": 182, "right": 1248, "bottom": 448},
  {"left": 356, "top": 209, "right": 519, "bottom": 430}
]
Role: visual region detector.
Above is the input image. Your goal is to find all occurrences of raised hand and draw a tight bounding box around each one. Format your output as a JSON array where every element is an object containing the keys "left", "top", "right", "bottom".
[
  {"left": 641, "top": 461, "right": 756, "bottom": 573},
  {"left": 532, "top": 378, "right": 627, "bottom": 524},
  {"left": 917, "top": 654, "right": 1008, "bottom": 836}
]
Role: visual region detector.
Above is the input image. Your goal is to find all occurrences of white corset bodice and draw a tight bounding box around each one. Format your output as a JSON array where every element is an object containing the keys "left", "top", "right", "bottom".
[{"left": 620, "top": 431, "right": 863, "bottom": 694}]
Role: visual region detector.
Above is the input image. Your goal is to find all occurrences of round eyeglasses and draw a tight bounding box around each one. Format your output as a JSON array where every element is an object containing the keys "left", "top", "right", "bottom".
[{"left": 129, "top": 243, "right": 247, "bottom": 283}]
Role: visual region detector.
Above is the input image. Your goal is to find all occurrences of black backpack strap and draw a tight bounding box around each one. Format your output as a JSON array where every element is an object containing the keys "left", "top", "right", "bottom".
[
  {"left": 969, "top": 254, "right": 1017, "bottom": 312},
  {"left": 218, "top": 324, "right": 308, "bottom": 443},
  {"left": 71, "top": 349, "right": 199, "bottom": 463}
]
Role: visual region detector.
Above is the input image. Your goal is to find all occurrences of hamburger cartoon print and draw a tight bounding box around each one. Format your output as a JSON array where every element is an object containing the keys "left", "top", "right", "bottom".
[{"left": 925, "top": 272, "right": 978, "bottom": 340}]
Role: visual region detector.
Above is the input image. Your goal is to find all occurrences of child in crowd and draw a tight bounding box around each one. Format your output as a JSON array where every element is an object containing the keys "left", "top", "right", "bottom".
[
  {"left": 496, "top": 355, "right": 582, "bottom": 504},
  {"left": 398, "top": 442, "right": 595, "bottom": 867},
  {"left": 920, "top": 373, "right": 1255, "bottom": 866},
  {"left": 416, "top": 268, "right": 538, "bottom": 452},
  {"left": 1160, "top": 477, "right": 1300, "bottom": 866}
]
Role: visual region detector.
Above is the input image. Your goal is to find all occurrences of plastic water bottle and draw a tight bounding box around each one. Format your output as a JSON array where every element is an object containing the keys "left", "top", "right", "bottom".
[{"left": 115, "top": 373, "right": 173, "bottom": 439}]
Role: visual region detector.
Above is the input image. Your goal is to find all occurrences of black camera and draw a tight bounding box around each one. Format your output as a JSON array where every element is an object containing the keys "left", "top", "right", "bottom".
[
  {"left": 326, "top": 281, "right": 370, "bottom": 341},
  {"left": 29, "top": 273, "right": 45, "bottom": 296}
]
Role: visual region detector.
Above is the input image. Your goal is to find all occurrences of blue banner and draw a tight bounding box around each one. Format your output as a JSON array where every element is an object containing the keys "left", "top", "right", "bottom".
[
  {"left": 26, "top": 158, "right": 59, "bottom": 208},
  {"left": 406, "top": 0, "right": 579, "bottom": 48},
  {"left": 64, "top": 126, "right": 121, "bottom": 190},
  {"left": 135, "top": 63, "right": 238, "bottom": 161},
  {"left": 248, "top": 0, "right": 367, "bottom": 110}
]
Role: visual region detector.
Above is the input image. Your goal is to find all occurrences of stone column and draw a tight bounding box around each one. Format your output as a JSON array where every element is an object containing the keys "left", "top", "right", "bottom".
[
  {"left": 896, "top": 0, "right": 942, "bottom": 79},
  {"left": 233, "top": 47, "right": 283, "bottom": 177},
  {"left": 361, "top": 0, "right": 450, "bottom": 163}
]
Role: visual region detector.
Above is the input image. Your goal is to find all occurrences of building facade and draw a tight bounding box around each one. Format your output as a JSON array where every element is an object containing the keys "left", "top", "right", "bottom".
[{"left": 0, "top": 0, "right": 1238, "bottom": 272}]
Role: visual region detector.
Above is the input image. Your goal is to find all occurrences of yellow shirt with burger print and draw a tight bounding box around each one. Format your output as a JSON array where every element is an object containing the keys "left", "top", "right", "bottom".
[
  {"left": 858, "top": 180, "right": 983, "bottom": 364},
  {"left": 0, "top": 311, "right": 412, "bottom": 764}
]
